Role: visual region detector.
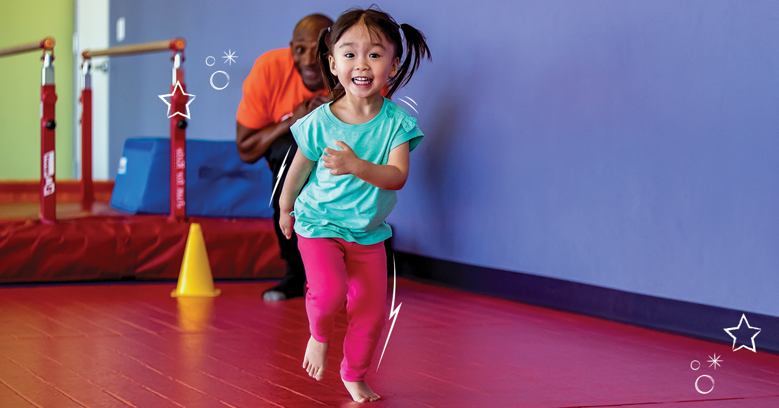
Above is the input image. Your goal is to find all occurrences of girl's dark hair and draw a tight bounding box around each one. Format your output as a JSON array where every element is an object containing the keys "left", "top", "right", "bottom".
[{"left": 317, "top": 5, "right": 431, "bottom": 101}]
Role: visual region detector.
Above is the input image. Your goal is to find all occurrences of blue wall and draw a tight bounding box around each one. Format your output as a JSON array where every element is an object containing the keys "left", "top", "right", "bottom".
[{"left": 108, "top": 0, "right": 779, "bottom": 317}]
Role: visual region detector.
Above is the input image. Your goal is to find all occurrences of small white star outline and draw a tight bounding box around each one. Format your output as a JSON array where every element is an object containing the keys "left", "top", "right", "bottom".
[
  {"left": 158, "top": 81, "right": 196, "bottom": 119},
  {"left": 724, "top": 314, "right": 761, "bottom": 353},
  {"left": 223, "top": 49, "right": 238, "bottom": 65}
]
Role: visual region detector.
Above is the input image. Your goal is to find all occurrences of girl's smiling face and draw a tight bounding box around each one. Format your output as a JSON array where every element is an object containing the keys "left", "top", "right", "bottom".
[{"left": 329, "top": 23, "right": 399, "bottom": 101}]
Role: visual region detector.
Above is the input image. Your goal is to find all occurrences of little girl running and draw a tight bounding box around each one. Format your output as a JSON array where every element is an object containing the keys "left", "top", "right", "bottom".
[{"left": 278, "top": 5, "right": 431, "bottom": 403}]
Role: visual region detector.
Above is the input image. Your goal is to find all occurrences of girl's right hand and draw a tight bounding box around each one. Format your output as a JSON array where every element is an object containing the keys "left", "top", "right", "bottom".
[{"left": 279, "top": 212, "right": 295, "bottom": 240}]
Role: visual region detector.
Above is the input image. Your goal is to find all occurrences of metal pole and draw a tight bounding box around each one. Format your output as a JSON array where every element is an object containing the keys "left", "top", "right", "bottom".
[
  {"left": 82, "top": 38, "right": 184, "bottom": 58},
  {"left": 40, "top": 52, "right": 57, "bottom": 222},
  {"left": 0, "top": 37, "right": 55, "bottom": 58},
  {"left": 80, "top": 60, "right": 94, "bottom": 210}
]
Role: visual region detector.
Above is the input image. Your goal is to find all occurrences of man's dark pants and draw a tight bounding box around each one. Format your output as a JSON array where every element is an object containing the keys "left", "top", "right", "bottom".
[{"left": 265, "top": 132, "right": 307, "bottom": 298}]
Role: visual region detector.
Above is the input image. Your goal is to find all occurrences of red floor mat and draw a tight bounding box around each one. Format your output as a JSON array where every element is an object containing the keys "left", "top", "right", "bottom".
[{"left": 0, "top": 280, "right": 777, "bottom": 407}]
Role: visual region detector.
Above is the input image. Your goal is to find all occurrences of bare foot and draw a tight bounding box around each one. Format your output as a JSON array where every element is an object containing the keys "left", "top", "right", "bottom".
[
  {"left": 302, "top": 336, "right": 328, "bottom": 381},
  {"left": 342, "top": 379, "right": 381, "bottom": 403}
]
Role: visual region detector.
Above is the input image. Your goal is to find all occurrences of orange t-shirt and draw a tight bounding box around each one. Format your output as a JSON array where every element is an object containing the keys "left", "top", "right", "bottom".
[{"left": 236, "top": 48, "right": 327, "bottom": 130}]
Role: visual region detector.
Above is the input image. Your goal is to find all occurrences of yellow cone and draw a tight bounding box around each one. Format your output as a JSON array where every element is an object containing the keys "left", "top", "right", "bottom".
[{"left": 171, "top": 223, "right": 221, "bottom": 297}]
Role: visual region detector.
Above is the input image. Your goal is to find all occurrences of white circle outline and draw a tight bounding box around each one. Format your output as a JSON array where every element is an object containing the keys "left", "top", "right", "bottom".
[
  {"left": 210, "top": 70, "right": 230, "bottom": 90},
  {"left": 695, "top": 375, "right": 714, "bottom": 394},
  {"left": 690, "top": 360, "right": 700, "bottom": 370},
  {"left": 205, "top": 56, "right": 215, "bottom": 66}
]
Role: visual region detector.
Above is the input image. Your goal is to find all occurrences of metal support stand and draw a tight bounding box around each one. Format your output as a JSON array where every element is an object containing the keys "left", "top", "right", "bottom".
[
  {"left": 40, "top": 52, "right": 57, "bottom": 223},
  {"left": 169, "top": 51, "right": 187, "bottom": 222},
  {"left": 80, "top": 60, "right": 94, "bottom": 210}
]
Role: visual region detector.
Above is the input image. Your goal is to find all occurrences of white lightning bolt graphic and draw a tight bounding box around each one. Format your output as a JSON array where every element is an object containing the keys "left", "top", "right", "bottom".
[
  {"left": 377, "top": 255, "right": 401, "bottom": 372},
  {"left": 270, "top": 146, "right": 292, "bottom": 207}
]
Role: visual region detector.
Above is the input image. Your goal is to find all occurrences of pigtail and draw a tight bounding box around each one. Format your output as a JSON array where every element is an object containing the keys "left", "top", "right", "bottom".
[
  {"left": 317, "top": 27, "right": 344, "bottom": 100},
  {"left": 386, "top": 23, "right": 431, "bottom": 100}
]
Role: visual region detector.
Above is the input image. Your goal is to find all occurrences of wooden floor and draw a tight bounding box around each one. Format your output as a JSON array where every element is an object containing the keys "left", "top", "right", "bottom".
[{"left": 0, "top": 279, "right": 777, "bottom": 407}]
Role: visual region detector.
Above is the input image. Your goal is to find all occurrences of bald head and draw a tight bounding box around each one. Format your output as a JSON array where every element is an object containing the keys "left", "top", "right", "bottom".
[
  {"left": 291, "top": 13, "right": 332, "bottom": 91},
  {"left": 293, "top": 14, "right": 333, "bottom": 37}
]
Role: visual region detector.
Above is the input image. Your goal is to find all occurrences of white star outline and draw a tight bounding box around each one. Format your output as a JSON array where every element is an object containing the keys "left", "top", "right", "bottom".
[
  {"left": 724, "top": 314, "right": 761, "bottom": 353},
  {"left": 158, "top": 81, "right": 196, "bottom": 119},
  {"left": 707, "top": 353, "right": 722, "bottom": 369}
]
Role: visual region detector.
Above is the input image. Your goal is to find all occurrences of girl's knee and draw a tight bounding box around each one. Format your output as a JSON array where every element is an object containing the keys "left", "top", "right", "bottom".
[{"left": 308, "top": 282, "right": 348, "bottom": 309}]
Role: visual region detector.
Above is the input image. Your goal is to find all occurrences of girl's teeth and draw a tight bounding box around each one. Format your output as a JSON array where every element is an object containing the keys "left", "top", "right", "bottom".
[{"left": 353, "top": 78, "right": 372, "bottom": 85}]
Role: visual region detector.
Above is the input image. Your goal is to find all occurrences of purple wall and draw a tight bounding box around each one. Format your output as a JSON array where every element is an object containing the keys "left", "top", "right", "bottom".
[{"left": 109, "top": 0, "right": 779, "bottom": 317}]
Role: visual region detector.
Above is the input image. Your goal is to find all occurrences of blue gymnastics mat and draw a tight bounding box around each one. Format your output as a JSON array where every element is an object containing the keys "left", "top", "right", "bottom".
[{"left": 110, "top": 138, "right": 275, "bottom": 218}]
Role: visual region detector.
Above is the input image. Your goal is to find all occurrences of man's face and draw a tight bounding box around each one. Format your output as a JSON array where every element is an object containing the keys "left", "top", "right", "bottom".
[{"left": 291, "top": 23, "right": 326, "bottom": 92}]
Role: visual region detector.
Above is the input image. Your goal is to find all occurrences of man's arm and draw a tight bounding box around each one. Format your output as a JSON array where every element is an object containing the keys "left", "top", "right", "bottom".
[
  {"left": 236, "top": 95, "right": 330, "bottom": 164},
  {"left": 236, "top": 119, "right": 295, "bottom": 164}
]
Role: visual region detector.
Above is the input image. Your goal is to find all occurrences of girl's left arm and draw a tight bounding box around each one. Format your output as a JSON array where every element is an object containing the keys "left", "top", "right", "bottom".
[
  {"left": 279, "top": 149, "right": 316, "bottom": 239},
  {"left": 323, "top": 140, "right": 409, "bottom": 190}
]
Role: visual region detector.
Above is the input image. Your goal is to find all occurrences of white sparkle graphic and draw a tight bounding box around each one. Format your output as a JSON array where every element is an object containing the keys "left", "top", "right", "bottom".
[
  {"left": 270, "top": 146, "right": 292, "bottom": 207},
  {"left": 222, "top": 49, "right": 238, "bottom": 65},
  {"left": 398, "top": 96, "right": 418, "bottom": 114},
  {"left": 724, "top": 314, "right": 761, "bottom": 352},
  {"left": 707, "top": 353, "right": 722, "bottom": 369},
  {"left": 158, "top": 81, "right": 196, "bottom": 119},
  {"left": 377, "top": 255, "right": 402, "bottom": 372}
]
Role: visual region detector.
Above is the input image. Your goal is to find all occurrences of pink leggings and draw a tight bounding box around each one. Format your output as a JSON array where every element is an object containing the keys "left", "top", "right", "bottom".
[{"left": 296, "top": 235, "right": 387, "bottom": 382}]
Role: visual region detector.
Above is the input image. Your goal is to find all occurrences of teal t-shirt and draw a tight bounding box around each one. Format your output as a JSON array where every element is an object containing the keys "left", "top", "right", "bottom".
[{"left": 289, "top": 97, "right": 423, "bottom": 245}]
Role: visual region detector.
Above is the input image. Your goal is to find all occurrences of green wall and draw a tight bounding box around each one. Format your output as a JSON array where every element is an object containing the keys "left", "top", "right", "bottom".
[{"left": 0, "top": 0, "right": 74, "bottom": 180}]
